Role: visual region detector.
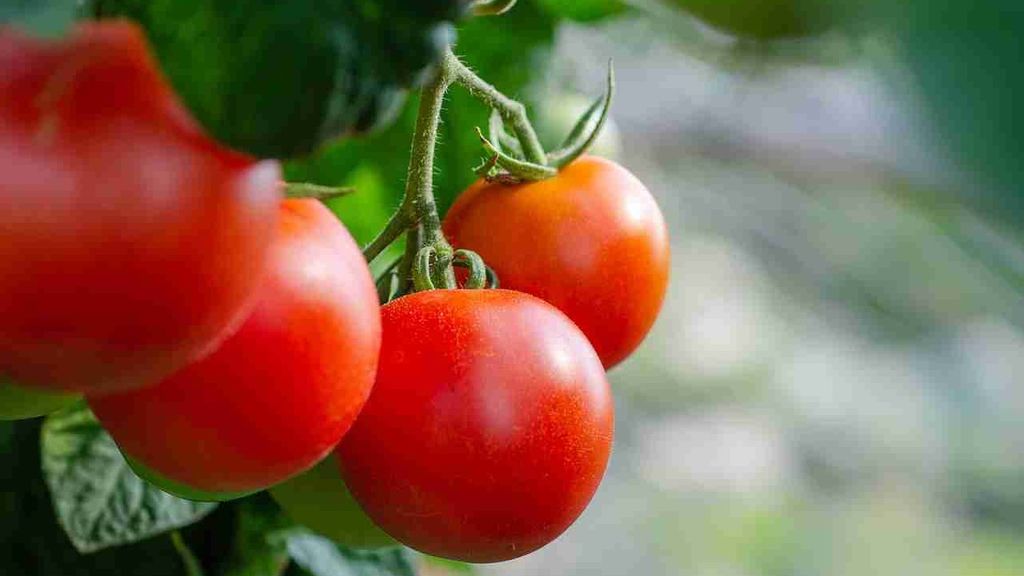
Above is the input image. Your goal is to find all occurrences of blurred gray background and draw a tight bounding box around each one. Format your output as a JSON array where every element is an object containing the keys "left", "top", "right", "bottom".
[{"left": 477, "top": 9, "right": 1024, "bottom": 576}]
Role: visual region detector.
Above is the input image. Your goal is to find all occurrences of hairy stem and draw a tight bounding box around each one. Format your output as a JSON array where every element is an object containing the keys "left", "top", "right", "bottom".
[
  {"left": 443, "top": 49, "right": 547, "bottom": 165},
  {"left": 364, "top": 46, "right": 547, "bottom": 290},
  {"left": 171, "top": 531, "right": 205, "bottom": 576},
  {"left": 362, "top": 208, "right": 411, "bottom": 262},
  {"left": 404, "top": 66, "right": 452, "bottom": 252}
]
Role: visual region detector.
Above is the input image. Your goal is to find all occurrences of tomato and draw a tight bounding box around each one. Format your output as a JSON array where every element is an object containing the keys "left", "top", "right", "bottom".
[
  {"left": 0, "top": 377, "right": 79, "bottom": 421},
  {"left": 0, "top": 22, "right": 281, "bottom": 394},
  {"left": 443, "top": 156, "right": 669, "bottom": 368},
  {"left": 89, "top": 199, "right": 381, "bottom": 500},
  {"left": 667, "top": 0, "right": 833, "bottom": 40},
  {"left": 270, "top": 456, "right": 396, "bottom": 549},
  {"left": 338, "top": 289, "right": 613, "bottom": 563}
]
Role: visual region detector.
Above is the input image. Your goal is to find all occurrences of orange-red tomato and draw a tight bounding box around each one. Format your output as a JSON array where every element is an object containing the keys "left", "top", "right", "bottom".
[
  {"left": 89, "top": 200, "right": 381, "bottom": 500},
  {"left": 444, "top": 156, "right": 669, "bottom": 368},
  {"left": 0, "top": 22, "right": 281, "bottom": 393},
  {"left": 339, "top": 289, "right": 613, "bottom": 562}
]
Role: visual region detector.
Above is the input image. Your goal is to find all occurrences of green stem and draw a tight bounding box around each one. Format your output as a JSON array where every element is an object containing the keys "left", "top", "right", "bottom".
[
  {"left": 405, "top": 67, "right": 452, "bottom": 252},
  {"left": 443, "top": 49, "right": 547, "bottom": 165},
  {"left": 399, "top": 64, "right": 457, "bottom": 289},
  {"left": 362, "top": 208, "right": 411, "bottom": 262},
  {"left": 363, "top": 47, "right": 546, "bottom": 289},
  {"left": 171, "top": 531, "right": 205, "bottom": 576}
]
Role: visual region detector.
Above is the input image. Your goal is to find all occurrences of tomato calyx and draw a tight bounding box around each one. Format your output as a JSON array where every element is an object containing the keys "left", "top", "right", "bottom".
[
  {"left": 362, "top": 7, "right": 614, "bottom": 303},
  {"left": 476, "top": 61, "right": 616, "bottom": 183}
]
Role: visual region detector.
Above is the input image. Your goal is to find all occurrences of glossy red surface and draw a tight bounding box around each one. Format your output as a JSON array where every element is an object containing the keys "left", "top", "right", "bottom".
[
  {"left": 0, "top": 22, "right": 281, "bottom": 392},
  {"left": 339, "top": 289, "right": 613, "bottom": 562},
  {"left": 443, "top": 156, "right": 669, "bottom": 368},
  {"left": 90, "top": 200, "right": 381, "bottom": 494}
]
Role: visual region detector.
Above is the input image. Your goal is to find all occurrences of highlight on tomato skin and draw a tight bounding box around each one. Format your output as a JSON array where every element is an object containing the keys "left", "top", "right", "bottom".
[
  {"left": 88, "top": 199, "right": 381, "bottom": 500},
  {"left": 0, "top": 21, "right": 282, "bottom": 394},
  {"left": 338, "top": 289, "right": 614, "bottom": 563},
  {"left": 443, "top": 155, "right": 670, "bottom": 369}
]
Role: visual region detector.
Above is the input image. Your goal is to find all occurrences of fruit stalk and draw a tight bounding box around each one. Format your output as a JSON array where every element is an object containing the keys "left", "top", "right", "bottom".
[{"left": 362, "top": 46, "right": 550, "bottom": 292}]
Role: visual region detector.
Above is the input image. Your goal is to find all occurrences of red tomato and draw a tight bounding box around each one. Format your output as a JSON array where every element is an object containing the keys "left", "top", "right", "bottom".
[
  {"left": 443, "top": 156, "right": 669, "bottom": 368},
  {"left": 338, "top": 289, "right": 613, "bottom": 563},
  {"left": 89, "top": 199, "right": 381, "bottom": 499},
  {"left": 0, "top": 22, "right": 281, "bottom": 393}
]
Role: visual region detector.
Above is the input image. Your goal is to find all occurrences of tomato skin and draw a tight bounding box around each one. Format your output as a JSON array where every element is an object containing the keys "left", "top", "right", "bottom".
[
  {"left": 338, "top": 289, "right": 613, "bottom": 563},
  {"left": 89, "top": 199, "right": 381, "bottom": 498},
  {"left": 0, "top": 22, "right": 281, "bottom": 393},
  {"left": 443, "top": 156, "right": 669, "bottom": 368}
]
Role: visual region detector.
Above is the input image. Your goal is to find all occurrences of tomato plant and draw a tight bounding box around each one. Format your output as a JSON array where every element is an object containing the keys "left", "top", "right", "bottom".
[
  {"left": 444, "top": 155, "right": 670, "bottom": 368},
  {"left": 338, "top": 289, "right": 614, "bottom": 563},
  {"left": 0, "top": 22, "right": 281, "bottom": 394},
  {"left": 88, "top": 199, "right": 381, "bottom": 500},
  {"left": 1, "top": 3, "right": 659, "bottom": 573}
]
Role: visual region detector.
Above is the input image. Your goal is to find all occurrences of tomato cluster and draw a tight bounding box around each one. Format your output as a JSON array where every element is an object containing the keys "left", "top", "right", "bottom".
[{"left": 2, "top": 20, "right": 669, "bottom": 564}]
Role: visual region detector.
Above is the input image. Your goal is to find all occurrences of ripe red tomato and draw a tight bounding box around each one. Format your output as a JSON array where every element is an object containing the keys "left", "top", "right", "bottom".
[
  {"left": 89, "top": 199, "right": 381, "bottom": 500},
  {"left": 338, "top": 289, "right": 614, "bottom": 563},
  {"left": 443, "top": 156, "right": 669, "bottom": 368},
  {"left": 0, "top": 22, "right": 281, "bottom": 393}
]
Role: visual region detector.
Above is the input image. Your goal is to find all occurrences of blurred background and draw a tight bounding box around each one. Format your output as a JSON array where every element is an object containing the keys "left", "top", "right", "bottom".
[{"left": 291, "top": 1, "right": 1024, "bottom": 574}]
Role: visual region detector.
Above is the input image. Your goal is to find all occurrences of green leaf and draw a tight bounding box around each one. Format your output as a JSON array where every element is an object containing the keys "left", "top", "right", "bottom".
[
  {"left": 0, "top": 420, "right": 190, "bottom": 575},
  {"left": 286, "top": 533, "right": 416, "bottom": 576},
  {"left": 535, "top": 0, "right": 629, "bottom": 22},
  {"left": 91, "top": 0, "right": 464, "bottom": 158},
  {"left": 40, "top": 403, "right": 217, "bottom": 553},
  {"left": 0, "top": 0, "right": 82, "bottom": 36},
  {"left": 884, "top": 0, "right": 1024, "bottom": 221}
]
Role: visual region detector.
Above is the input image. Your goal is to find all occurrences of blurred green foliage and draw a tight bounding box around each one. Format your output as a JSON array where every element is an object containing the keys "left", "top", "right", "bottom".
[
  {"left": 885, "top": 0, "right": 1024, "bottom": 219},
  {"left": 664, "top": 0, "right": 834, "bottom": 39},
  {"left": 90, "top": 0, "right": 466, "bottom": 158}
]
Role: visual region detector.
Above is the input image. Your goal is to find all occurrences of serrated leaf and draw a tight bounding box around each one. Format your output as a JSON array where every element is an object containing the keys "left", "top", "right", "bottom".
[
  {"left": 286, "top": 532, "right": 416, "bottom": 576},
  {"left": 40, "top": 403, "right": 217, "bottom": 553},
  {"left": 1, "top": 420, "right": 188, "bottom": 575}
]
